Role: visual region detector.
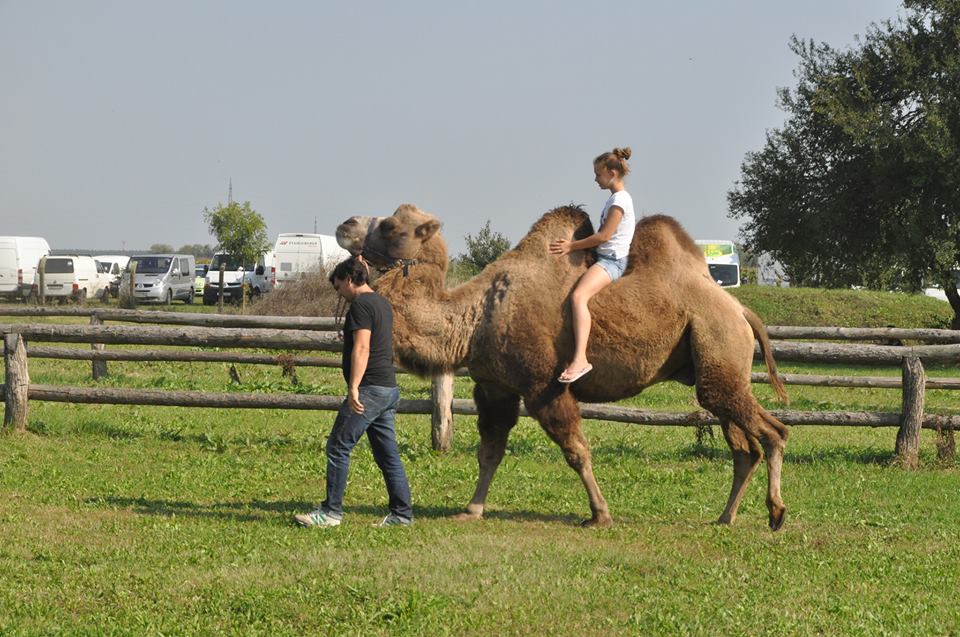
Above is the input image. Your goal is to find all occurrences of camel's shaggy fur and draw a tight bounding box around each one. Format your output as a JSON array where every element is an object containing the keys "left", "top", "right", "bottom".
[{"left": 336, "top": 203, "right": 790, "bottom": 530}]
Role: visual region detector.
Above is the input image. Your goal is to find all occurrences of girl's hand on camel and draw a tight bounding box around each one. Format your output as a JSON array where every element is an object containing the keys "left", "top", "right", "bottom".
[{"left": 549, "top": 239, "right": 571, "bottom": 255}]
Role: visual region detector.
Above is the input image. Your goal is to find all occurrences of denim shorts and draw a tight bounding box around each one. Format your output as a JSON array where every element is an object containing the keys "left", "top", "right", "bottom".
[{"left": 594, "top": 253, "right": 629, "bottom": 282}]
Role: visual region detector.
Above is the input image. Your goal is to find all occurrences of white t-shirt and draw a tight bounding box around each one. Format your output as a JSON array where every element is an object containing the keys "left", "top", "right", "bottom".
[{"left": 597, "top": 190, "right": 636, "bottom": 259}]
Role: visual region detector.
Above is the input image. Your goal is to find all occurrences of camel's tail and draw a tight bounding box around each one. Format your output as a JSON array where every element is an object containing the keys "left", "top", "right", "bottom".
[{"left": 742, "top": 307, "right": 789, "bottom": 404}]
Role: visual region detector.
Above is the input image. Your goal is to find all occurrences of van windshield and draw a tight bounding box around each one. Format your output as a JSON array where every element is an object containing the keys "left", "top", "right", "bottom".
[
  {"left": 210, "top": 254, "right": 252, "bottom": 271},
  {"left": 44, "top": 258, "right": 75, "bottom": 274},
  {"left": 130, "top": 257, "right": 172, "bottom": 274}
]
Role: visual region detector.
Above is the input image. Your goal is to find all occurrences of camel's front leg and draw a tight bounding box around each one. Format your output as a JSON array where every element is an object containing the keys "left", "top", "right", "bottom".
[
  {"left": 528, "top": 390, "right": 612, "bottom": 528},
  {"left": 454, "top": 384, "right": 520, "bottom": 521}
]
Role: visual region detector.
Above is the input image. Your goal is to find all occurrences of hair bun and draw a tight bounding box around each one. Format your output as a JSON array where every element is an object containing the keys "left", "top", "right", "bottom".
[{"left": 614, "top": 147, "right": 632, "bottom": 160}]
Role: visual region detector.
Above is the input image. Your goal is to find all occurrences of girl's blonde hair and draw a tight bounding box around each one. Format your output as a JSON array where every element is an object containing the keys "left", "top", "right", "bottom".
[{"left": 594, "top": 146, "right": 631, "bottom": 176}]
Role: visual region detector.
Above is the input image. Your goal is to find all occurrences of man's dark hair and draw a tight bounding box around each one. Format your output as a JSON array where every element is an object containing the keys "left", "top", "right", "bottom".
[{"left": 329, "top": 256, "right": 370, "bottom": 286}]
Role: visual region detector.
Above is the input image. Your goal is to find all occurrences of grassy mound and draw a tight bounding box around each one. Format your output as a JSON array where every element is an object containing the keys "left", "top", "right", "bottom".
[{"left": 732, "top": 286, "right": 954, "bottom": 329}]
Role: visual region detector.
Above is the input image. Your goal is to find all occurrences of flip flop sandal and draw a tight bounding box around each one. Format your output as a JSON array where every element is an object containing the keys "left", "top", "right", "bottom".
[{"left": 558, "top": 363, "right": 593, "bottom": 384}]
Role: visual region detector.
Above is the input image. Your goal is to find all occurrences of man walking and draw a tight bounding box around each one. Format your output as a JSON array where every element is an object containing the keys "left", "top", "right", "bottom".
[{"left": 294, "top": 256, "right": 413, "bottom": 528}]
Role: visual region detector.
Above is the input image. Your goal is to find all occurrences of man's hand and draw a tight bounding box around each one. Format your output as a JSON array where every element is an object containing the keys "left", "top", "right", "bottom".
[{"left": 348, "top": 386, "right": 364, "bottom": 414}]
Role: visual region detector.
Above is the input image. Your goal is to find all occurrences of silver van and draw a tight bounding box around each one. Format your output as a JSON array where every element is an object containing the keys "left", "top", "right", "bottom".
[{"left": 122, "top": 254, "right": 196, "bottom": 304}]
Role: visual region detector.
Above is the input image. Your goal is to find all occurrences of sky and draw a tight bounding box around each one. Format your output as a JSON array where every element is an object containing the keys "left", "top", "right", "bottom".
[{"left": 0, "top": 1, "right": 905, "bottom": 256}]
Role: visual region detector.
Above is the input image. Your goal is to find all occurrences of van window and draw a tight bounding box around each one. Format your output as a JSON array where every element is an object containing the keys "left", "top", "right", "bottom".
[
  {"left": 45, "top": 258, "right": 75, "bottom": 274},
  {"left": 179, "top": 258, "right": 189, "bottom": 273},
  {"left": 130, "top": 257, "right": 172, "bottom": 274},
  {"left": 280, "top": 262, "right": 292, "bottom": 272},
  {"left": 209, "top": 254, "right": 250, "bottom": 271}
]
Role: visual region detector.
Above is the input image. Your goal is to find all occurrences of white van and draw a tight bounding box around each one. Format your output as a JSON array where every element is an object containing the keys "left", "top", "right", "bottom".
[
  {"left": 203, "top": 251, "right": 273, "bottom": 305},
  {"left": 123, "top": 254, "right": 196, "bottom": 304},
  {"left": 40, "top": 255, "right": 111, "bottom": 304},
  {"left": 94, "top": 255, "right": 130, "bottom": 297},
  {"left": 272, "top": 233, "right": 349, "bottom": 289},
  {"left": 0, "top": 236, "right": 51, "bottom": 300}
]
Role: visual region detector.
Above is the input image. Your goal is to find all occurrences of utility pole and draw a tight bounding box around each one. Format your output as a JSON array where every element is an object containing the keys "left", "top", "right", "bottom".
[
  {"left": 314, "top": 216, "right": 317, "bottom": 234},
  {"left": 228, "top": 178, "right": 233, "bottom": 205}
]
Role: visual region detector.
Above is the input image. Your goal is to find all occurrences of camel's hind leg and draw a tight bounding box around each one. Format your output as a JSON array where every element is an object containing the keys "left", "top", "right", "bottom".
[
  {"left": 717, "top": 419, "right": 763, "bottom": 526},
  {"left": 758, "top": 407, "right": 788, "bottom": 531},
  {"left": 456, "top": 382, "right": 521, "bottom": 521},
  {"left": 526, "top": 390, "right": 612, "bottom": 528},
  {"left": 711, "top": 399, "right": 788, "bottom": 530},
  {"left": 691, "top": 317, "right": 789, "bottom": 530}
]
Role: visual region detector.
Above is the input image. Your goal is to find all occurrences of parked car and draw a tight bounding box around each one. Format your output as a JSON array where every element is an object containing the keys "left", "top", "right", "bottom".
[
  {"left": 194, "top": 264, "right": 209, "bottom": 297},
  {"left": 0, "top": 236, "right": 51, "bottom": 301},
  {"left": 93, "top": 255, "right": 130, "bottom": 298},
  {"left": 122, "top": 254, "right": 196, "bottom": 304},
  {"left": 272, "top": 233, "right": 348, "bottom": 289},
  {"left": 39, "top": 255, "right": 111, "bottom": 304}
]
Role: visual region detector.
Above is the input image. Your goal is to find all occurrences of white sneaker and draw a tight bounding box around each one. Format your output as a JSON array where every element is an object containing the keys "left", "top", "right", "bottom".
[{"left": 294, "top": 507, "right": 341, "bottom": 528}]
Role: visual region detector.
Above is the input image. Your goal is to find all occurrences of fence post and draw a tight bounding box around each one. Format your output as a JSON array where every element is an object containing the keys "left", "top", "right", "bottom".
[
  {"left": 37, "top": 256, "right": 46, "bottom": 306},
  {"left": 895, "top": 355, "right": 925, "bottom": 469},
  {"left": 218, "top": 264, "right": 225, "bottom": 313},
  {"left": 90, "top": 314, "right": 108, "bottom": 380},
  {"left": 3, "top": 333, "right": 29, "bottom": 432},
  {"left": 431, "top": 372, "right": 454, "bottom": 451}
]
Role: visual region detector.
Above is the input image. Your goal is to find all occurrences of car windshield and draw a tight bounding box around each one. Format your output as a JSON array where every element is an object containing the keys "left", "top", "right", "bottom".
[
  {"left": 209, "top": 254, "right": 252, "bottom": 271},
  {"left": 195, "top": 265, "right": 208, "bottom": 276},
  {"left": 130, "top": 257, "right": 172, "bottom": 274},
  {"left": 708, "top": 264, "right": 740, "bottom": 287}
]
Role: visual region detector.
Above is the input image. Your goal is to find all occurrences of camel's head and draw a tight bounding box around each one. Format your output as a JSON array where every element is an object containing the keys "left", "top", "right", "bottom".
[
  {"left": 339, "top": 204, "right": 442, "bottom": 265},
  {"left": 336, "top": 215, "right": 384, "bottom": 256}
]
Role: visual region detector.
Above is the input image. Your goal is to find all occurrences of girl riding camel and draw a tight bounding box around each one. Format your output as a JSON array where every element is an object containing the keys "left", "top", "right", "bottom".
[{"left": 549, "top": 146, "right": 635, "bottom": 383}]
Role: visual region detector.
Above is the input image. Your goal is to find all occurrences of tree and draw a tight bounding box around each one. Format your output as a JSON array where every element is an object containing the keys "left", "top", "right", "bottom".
[
  {"left": 455, "top": 220, "right": 511, "bottom": 274},
  {"left": 178, "top": 243, "right": 215, "bottom": 258},
  {"left": 202, "top": 201, "right": 270, "bottom": 267},
  {"left": 149, "top": 243, "right": 174, "bottom": 254},
  {"left": 728, "top": 0, "right": 960, "bottom": 322}
]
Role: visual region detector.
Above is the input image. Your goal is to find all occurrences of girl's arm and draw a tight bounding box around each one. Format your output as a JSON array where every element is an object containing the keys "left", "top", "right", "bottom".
[{"left": 549, "top": 207, "right": 623, "bottom": 255}]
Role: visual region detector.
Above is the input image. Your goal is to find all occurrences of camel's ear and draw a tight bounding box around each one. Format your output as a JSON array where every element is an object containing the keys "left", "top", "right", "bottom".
[{"left": 414, "top": 219, "right": 441, "bottom": 241}]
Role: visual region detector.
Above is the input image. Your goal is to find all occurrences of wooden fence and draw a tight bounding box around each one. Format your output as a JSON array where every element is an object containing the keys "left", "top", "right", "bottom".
[{"left": 1, "top": 307, "right": 959, "bottom": 466}]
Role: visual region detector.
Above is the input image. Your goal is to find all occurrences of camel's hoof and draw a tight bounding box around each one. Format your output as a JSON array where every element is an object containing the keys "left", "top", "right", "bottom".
[
  {"left": 769, "top": 507, "right": 786, "bottom": 532},
  {"left": 451, "top": 512, "right": 483, "bottom": 523},
  {"left": 714, "top": 517, "right": 733, "bottom": 527},
  {"left": 580, "top": 516, "right": 614, "bottom": 529}
]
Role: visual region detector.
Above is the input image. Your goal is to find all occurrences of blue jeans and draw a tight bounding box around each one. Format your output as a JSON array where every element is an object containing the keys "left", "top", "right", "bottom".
[{"left": 321, "top": 385, "right": 413, "bottom": 520}]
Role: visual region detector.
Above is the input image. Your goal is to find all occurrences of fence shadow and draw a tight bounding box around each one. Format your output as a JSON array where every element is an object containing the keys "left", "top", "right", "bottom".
[{"left": 87, "top": 496, "right": 577, "bottom": 525}]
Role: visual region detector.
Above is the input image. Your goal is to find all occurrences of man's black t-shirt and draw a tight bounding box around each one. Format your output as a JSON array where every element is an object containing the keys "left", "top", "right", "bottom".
[{"left": 342, "top": 291, "right": 396, "bottom": 388}]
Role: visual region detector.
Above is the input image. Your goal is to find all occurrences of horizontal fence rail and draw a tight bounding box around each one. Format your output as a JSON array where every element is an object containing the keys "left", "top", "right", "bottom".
[
  {"left": 0, "top": 307, "right": 339, "bottom": 330},
  {"left": 2, "top": 385, "right": 958, "bottom": 430},
  {"left": 766, "top": 326, "right": 960, "bottom": 344},
  {"left": 1, "top": 324, "right": 341, "bottom": 351}
]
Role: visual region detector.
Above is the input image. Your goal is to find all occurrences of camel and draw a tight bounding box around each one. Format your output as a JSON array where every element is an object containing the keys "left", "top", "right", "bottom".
[{"left": 335, "top": 204, "right": 790, "bottom": 530}]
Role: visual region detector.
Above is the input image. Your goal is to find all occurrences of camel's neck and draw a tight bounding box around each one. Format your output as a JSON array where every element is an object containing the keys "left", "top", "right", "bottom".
[{"left": 373, "top": 237, "right": 490, "bottom": 375}]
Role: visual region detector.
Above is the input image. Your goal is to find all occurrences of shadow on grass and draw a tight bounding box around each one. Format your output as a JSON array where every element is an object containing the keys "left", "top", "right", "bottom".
[{"left": 87, "top": 496, "right": 578, "bottom": 525}]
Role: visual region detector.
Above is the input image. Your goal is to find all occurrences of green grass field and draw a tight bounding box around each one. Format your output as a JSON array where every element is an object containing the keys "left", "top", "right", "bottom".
[{"left": 1, "top": 291, "right": 959, "bottom": 635}]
